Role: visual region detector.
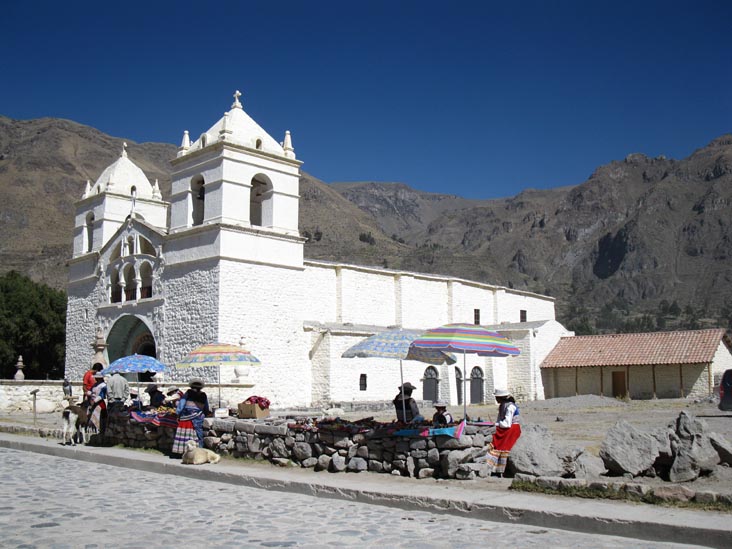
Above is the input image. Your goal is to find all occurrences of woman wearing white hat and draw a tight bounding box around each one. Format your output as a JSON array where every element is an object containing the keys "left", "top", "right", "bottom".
[{"left": 486, "top": 388, "right": 521, "bottom": 477}]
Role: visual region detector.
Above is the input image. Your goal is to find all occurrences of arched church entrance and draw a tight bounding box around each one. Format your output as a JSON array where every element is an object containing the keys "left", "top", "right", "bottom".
[
  {"left": 106, "top": 315, "right": 157, "bottom": 381},
  {"left": 422, "top": 366, "right": 439, "bottom": 402}
]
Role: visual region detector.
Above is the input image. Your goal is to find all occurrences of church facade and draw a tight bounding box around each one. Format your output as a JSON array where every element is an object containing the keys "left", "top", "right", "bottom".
[{"left": 65, "top": 91, "right": 571, "bottom": 408}]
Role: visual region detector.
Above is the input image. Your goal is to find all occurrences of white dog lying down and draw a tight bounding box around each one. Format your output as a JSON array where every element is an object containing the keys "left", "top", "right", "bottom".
[{"left": 181, "top": 439, "right": 221, "bottom": 465}]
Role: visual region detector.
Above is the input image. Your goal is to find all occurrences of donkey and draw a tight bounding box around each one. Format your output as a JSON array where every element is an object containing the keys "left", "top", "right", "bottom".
[{"left": 61, "top": 403, "right": 90, "bottom": 445}]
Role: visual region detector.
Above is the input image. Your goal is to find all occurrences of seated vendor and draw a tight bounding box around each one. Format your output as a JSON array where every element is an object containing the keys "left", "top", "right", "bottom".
[
  {"left": 127, "top": 388, "right": 142, "bottom": 411},
  {"left": 393, "top": 382, "right": 424, "bottom": 423},
  {"left": 432, "top": 400, "right": 454, "bottom": 425},
  {"left": 145, "top": 384, "right": 165, "bottom": 408}
]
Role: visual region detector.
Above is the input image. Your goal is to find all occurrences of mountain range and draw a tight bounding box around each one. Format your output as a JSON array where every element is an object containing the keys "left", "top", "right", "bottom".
[{"left": 1, "top": 115, "right": 730, "bottom": 331}]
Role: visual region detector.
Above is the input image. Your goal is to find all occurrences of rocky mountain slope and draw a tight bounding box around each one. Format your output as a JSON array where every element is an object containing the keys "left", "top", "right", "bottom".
[{"left": 0, "top": 115, "right": 730, "bottom": 330}]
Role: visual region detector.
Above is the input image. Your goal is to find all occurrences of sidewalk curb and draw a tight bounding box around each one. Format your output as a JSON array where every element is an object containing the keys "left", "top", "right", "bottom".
[{"left": 1, "top": 432, "right": 728, "bottom": 547}]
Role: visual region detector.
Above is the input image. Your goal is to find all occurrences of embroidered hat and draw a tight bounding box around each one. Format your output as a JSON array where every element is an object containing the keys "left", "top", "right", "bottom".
[
  {"left": 189, "top": 378, "right": 205, "bottom": 388},
  {"left": 494, "top": 388, "right": 511, "bottom": 398}
]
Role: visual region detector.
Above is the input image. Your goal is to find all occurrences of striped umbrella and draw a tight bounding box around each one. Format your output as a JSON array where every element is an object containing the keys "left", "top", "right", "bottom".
[
  {"left": 410, "top": 324, "right": 520, "bottom": 419},
  {"left": 175, "top": 342, "right": 261, "bottom": 406},
  {"left": 342, "top": 329, "right": 456, "bottom": 422}
]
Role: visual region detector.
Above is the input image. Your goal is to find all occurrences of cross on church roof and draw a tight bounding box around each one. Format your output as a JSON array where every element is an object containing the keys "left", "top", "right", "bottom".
[{"left": 232, "top": 90, "right": 243, "bottom": 109}]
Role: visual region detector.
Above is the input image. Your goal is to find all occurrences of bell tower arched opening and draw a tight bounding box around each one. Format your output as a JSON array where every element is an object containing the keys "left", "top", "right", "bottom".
[
  {"left": 249, "top": 174, "right": 272, "bottom": 227},
  {"left": 191, "top": 175, "right": 205, "bottom": 226}
]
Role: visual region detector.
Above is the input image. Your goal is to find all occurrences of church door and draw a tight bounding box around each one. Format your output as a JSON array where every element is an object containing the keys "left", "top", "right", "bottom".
[
  {"left": 422, "top": 366, "right": 439, "bottom": 402},
  {"left": 470, "top": 367, "right": 484, "bottom": 404}
]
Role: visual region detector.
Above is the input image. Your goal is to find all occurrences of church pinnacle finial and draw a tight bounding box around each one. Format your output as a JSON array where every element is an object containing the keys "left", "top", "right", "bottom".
[
  {"left": 283, "top": 130, "right": 296, "bottom": 159},
  {"left": 121, "top": 142, "right": 128, "bottom": 158},
  {"left": 232, "top": 90, "right": 243, "bottom": 109}
]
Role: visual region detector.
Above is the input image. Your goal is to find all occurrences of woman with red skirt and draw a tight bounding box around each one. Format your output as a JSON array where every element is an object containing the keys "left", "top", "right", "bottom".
[{"left": 486, "top": 388, "right": 521, "bottom": 477}]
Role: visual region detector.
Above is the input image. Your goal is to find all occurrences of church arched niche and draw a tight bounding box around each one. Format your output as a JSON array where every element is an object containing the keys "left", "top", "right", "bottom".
[
  {"left": 139, "top": 261, "right": 153, "bottom": 299},
  {"left": 191, "top": 175, "right": 205, "bottom": 226},
  {"left": 422, "top": 366, "right": 440, "bottom": 402},
  {"left": 110, "top": 267, "right": 122, "bottom": 303},
  {"left": 249, "top": 174, "right": 272, "bottom": 227},
  {"left": 139, "top": 236, "right": 155, "bottom": 256},
  {"left": 85, "top": 212, "right": 95, "bottom": 253},
  {"left": 123, "top": 264, "right": 137, "bottom": 301},
  {"left": 106, "top": 315, "right": 157, "bottom": 381}
]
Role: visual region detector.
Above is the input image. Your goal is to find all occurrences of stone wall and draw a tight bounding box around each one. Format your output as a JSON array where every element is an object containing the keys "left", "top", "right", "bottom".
[
  {"left": 0, "top": 380, "right": 79, "bottom": 413},
  {"left": 102, "top": 412, "right": 496, "bottom": 480}
]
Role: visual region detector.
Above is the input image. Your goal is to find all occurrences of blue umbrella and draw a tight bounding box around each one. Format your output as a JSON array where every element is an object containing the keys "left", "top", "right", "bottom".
[
  {"left": 101, "top": 354, "right": 166, "bottom": 375},
  {"left": 342, "top": 329, "right": 456, "bottom": 421}
]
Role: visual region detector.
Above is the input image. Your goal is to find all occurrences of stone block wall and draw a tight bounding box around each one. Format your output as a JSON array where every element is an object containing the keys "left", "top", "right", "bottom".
[{"left": 103, "top": 411, "right": 496, "bottom": 480}]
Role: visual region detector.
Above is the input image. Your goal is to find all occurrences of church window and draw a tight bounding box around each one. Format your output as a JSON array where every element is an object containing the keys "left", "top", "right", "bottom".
[
  {"left": 473, "top": 308, "right": 480, "bottom": 325},
  {"left": 127, "top": 236, "right": 135, "bottom": 256},
  {"left": 422, "top": 366, "right": 439, "bottom": 402},
  {"left": 359, "top": 374, "right": 367, "bottom": 391},
  {"left": 470, "top": 367, "right": 484, "bottom": 404},
  {"left": 191, "top": 176, "right": 205, "bottom": 226},
  {"left": 85, "top": 212, "right": 95, "bottom": 253},
  {"left": 255, "top": 138, "right": 262, "bottom": 150},
  {"left": 520, "top": 309, "right": 527, "bottom": 323},
  {"left": 139, "top": 262, "right": 153, "bottom": 299},
  {"left": 250, "top": 174, "right": 272, "bottom": 227}
]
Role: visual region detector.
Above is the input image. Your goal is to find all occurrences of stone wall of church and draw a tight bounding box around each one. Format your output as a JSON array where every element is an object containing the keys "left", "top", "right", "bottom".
[
  {"left": 160, "top": 259, "right": 220, "bottom": 378},
  {"left": 65, "top": 263, "right": 108, "bottom": 380},
  {"left": 218, "top": 261, "right": 312, "bottom": 408}
]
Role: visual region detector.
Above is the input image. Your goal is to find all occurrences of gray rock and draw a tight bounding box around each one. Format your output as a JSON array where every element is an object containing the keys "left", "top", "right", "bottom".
[
  {"left": 624, "top": 483, "right": 651, "bottom": 497},
  {"left": 694, "top": 491, "right": 717, "bottom": 503},
  {"left": 254, "top": 424, "right": 287, "bottom": 436},
  {"left": 406, "top": 456, "right": 416, "bottom": 477},
  {"left": 426, "top": 447, "right": 440, "bottom": 466},
  {"left": 246, "top": 434, "right": 261, "bottom": 453},
  {"left": 600, "top": 420, "right": 659, "bottom": 476},
  {"left": 653, "top": 485, "right": 695, "bottom": 502},
  {"left": 234, "top": 420, "right": 255, "bottom": 434},
  {"left": 203, "top": 436, "right": 220, "bottom": 449},
  {"left": 368, "top": 460, "right": 384, "bottom": 473},
  {"left": 271, "top": 457, "right": 294, "bottom": 467},
  {"left": 558, "top": 478, "right": 587, "bottom": 489},
  {"left": 356, "top": 445, "right": 369, "bottom": 459},
  {"left": 508, "top": 424, "right": 564, "bottom": 477},
  {"left": 409, "top": 439, "right": 427, "bottom": 450},
  {"left": 417, "top": 468, "right": 434, "bottom": 479},
  {"left": 575, "top": 452, "right": 607, "bottom": 478},
  {"left": 668, "top": 412, "right": 719, "bottom": 482},
  {"left": 513, "top": 473, "right": 536, "bottom": 483},
  {"left": 271, "top": 437, "right": 288, "bottom": 458},
  {"left": 440, "top": 449, "right": 470, "bottom": 478},
  {"left": 347, "top": 444, "right": 359, "bottom": 459},
  {"left": 329, "top": 454, "right": 346, "bottom": 472},
  {"left": 316, "top": 454, "right": 331, "bottom": 471},
  {"left": 709, "top": 432, "right": 732, "bottom": 465},
  {"left": 535, "top": 476, "right": 562, "bottom": 490},
  {"left": 300, "top": 457, "right": 318, "bottom": 468},
  {"left": 292, "top": 442, "right": 312, "bottom": 461},
  {"left": 212, "top": 419, "right": 236, "bottom": 433},
  {"left": 435, "top": 434, "right": 473, "bottom": 449},
  {"left": 347, "top": 457, "right": 368, "bottom": 472}
]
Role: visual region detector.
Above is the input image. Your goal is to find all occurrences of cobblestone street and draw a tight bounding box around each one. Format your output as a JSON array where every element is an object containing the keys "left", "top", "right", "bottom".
[{"left": 0, "top": 448, "right": 704, "bottom": 548}]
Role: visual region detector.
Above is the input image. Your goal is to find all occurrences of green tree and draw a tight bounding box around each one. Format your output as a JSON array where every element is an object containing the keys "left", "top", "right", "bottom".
[
  {"left": 0, "top": 272, "right": 66, "bottom": 379},
  {"left": 669, "top": 300, "right": 681, "bottom": 317}
]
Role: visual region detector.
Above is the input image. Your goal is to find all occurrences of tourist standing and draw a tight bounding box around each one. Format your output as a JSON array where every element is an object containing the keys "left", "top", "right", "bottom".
[
  {"left": 485, "top": 388, "right": 521, "bottom": 477},
  {"left": 83, "top": 363, "right": 103, "bottom": 404},
  {"left": 107, "top": 372, "right": 130, "bottom": 412},
  {"left": 172, "top": 378, "right": 211, "bottom": 453},
  {"left": 88, "top": 372, "right": 108, "bottom": 435}
]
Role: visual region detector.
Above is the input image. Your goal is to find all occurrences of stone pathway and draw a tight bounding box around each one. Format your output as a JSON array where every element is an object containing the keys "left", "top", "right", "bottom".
[{"left": 0, "top": 448, "right": 704, "bottom": 548}]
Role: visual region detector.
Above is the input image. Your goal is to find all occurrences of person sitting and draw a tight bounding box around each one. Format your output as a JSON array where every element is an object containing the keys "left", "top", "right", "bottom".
[
  {"left": 432, "top": 400, "right": 454, "bottom": 425},
  {"left": 145, "top": 384, "right": 165, "bottom": 408},
  {"left": 127, "top": 388, "right": 142, "bottom": 411},
  {"left": 393, "top": 382, "right": 424, "bottom": 423}
]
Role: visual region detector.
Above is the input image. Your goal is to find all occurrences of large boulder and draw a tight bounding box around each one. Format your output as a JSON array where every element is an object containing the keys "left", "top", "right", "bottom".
[
  {"left": 507, "top": 424, "right": 564, "bottom": 477},
  {"left": 710, "top": 432, "right": 732, "bottom": 466},
  {"left": 600, "top": 420, "right": 659, "bottom": 476},
  {"left": 667, "top": 412, "right": 719, "bottom": 482}
]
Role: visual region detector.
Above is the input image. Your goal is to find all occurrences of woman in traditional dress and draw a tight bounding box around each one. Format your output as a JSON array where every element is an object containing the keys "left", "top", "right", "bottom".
[
  {"left": 486, "top": 388, "right": 521, "bottom": 477},
  {"left": 172, "top": 378, "right": 211, "bottom": 454},
  {"left": 87, "top": 371, "right": 108, "bottom": 435}
]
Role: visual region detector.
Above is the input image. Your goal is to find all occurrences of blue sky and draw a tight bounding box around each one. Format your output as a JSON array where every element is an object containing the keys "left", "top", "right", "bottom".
[{"left": 2, "top": 1, "right": 730, "bottom": 199}]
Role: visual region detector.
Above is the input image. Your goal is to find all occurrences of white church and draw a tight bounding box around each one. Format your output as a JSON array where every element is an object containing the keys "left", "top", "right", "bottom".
[{"left": 65, "top": 91, "right": 571, "bottom": 409}]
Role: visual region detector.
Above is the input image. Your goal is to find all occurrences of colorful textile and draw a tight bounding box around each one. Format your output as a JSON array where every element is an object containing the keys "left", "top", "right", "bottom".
[
  {"left": 130, "top": 411, "right": 179, "bottom": 429},
  {"left": 88, "top": 400, "right": 107, "bottom": 433},
  {"left": 172, "top": 420, "right": 197, "bottom": 454},
  {"left": 394, "top": 420, "right": 466, "bottom": 438},
  {"left": 245, "top": 395, "right": 271, "bottom": 409},
  {"left": 486, "top": 424, "right": 522, "bottom": 474}
]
